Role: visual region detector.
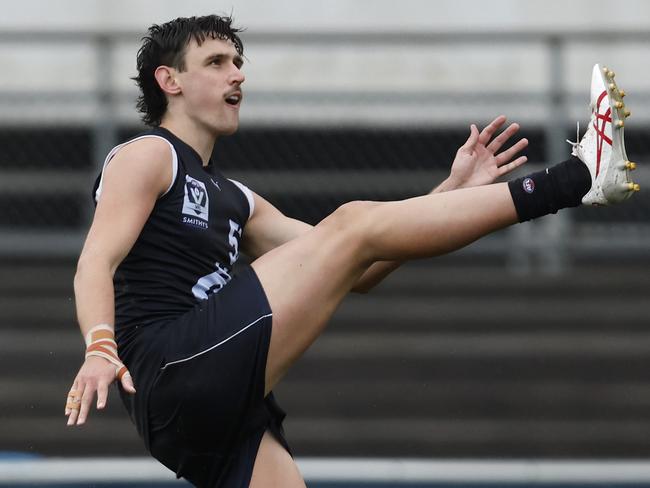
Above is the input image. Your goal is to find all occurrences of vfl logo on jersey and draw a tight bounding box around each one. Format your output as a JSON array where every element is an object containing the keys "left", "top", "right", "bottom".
[{"left": 182, "top": 175, "right": 209, "bottom": 229}]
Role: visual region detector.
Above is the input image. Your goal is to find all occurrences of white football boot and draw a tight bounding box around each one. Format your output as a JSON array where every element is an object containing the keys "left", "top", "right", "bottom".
[{"left": 568, "top": 64, "right": 639, "bottom": 205}]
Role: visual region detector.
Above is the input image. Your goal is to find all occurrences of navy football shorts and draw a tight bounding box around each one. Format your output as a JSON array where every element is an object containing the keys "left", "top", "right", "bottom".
[{"left": 127, "top": 265, "right": 290, "bottom": 487}]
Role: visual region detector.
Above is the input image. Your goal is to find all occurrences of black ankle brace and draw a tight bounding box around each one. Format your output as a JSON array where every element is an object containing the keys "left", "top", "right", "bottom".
[{"left": 507, "top": 156, "right": 592, "bottom": 222}]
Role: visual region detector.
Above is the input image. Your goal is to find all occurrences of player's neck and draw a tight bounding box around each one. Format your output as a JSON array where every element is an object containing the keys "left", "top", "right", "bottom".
[{"left": 159, "top": 118, "right": 216, "bottom": 167}]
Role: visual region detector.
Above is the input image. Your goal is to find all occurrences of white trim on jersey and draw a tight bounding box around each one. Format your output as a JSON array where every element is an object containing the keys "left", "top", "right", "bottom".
[
  {"left": 94, "top": 135, "right": 179, "bottom": 202},
  {"left": 160, "top": 312, "right": 273, "bottom": 370},
  {"left": 228, "top": 179, "right": 255, "bottom": 221}
]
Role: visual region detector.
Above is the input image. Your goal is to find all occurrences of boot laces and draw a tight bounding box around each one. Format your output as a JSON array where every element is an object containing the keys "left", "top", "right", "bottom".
[{"left": 566, "top": 121, "right": 582, "bottom": 156}]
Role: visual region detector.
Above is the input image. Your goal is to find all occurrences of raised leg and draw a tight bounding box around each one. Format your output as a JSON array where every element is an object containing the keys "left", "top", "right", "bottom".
[{"left": 251, "top": 182, "right": 517, "bottom": 393}]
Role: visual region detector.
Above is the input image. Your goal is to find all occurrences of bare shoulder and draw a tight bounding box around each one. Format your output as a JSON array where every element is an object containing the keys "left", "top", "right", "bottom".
[
  {"left": 249, "top": 191, "right": 274, "bottom": 217},
  {"left": 243, "top": 191, "right": 312, "bottom": 259},
  {"left": 102, "top": 137, "right": 174, "bottom": 197},
  {"left": 247, "top": 190, "right": 287, "bottom": 227}
]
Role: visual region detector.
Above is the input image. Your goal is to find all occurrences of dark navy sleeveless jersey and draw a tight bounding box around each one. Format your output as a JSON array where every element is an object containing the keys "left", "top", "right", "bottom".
[{"left": 94, "top": 126, "right": 255, "bottom": 337}]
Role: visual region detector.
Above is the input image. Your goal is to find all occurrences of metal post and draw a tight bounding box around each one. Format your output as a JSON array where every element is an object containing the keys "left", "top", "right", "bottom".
[
  {"left": 540, "top": 35, "right": 571, "bottom": 275},
  {"left": 507, "top": 222, "right": 534, "bottom": 276},
  {"left": 87, "top": 34, "right": 119, "bottom": 225}
]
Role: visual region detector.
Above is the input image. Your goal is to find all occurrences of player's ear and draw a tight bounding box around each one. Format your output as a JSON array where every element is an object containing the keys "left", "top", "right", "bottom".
[{"left": 154, "top": 66, "right": 182, "bottom": 96}]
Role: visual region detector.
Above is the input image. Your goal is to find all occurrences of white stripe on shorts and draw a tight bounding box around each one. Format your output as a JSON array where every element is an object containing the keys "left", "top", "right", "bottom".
[{"left": 160, "top": 312, "right": 273, "bottom": 370}]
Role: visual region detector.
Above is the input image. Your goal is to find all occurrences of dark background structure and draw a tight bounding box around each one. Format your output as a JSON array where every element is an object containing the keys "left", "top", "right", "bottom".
[{"left": 0, "top": 23, "right": 649, "bottom": 461}]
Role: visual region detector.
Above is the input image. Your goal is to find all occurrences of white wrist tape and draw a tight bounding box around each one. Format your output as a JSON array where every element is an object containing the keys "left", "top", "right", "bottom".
[{"left": 84, "top": 324, "right": 128, "bottom": 380}]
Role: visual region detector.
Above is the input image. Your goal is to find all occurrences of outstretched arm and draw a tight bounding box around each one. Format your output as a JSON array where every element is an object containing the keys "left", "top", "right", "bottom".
[
  {"left": 352, "top": 115, "right": 528, "bottom": 291},
  {"left": 437, "top": 115, "right": 528, "bottom": 191},
  {"left": 243, "top": 116, "right": 528, "bottom": 293}
]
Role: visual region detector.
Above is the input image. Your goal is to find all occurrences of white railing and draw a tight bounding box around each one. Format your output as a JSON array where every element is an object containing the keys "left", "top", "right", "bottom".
[{"left": 4, "top": 458, "right": 650, "bottom": 485}]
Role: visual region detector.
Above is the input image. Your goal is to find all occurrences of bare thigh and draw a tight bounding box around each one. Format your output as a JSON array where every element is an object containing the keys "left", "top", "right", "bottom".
[
  {"left": 253, "top": 187, "right": 516, "bottom": 394},
  {"left": 252, "top": 203, "right": 373, "bottom": 394},
  {"left": 249, "top": 431, "right": 306, "bottom": 488}
]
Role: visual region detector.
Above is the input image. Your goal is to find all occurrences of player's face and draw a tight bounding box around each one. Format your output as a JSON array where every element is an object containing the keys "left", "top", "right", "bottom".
[{"left": 176, "top": 37, "right": 245, "bottom": 136}]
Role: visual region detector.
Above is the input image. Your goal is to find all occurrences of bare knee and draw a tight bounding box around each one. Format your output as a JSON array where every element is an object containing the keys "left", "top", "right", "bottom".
[
  {"left": 320, "top": 200, "right": 381, "bottom": 236},
  {"left": 319, "top": 200, "right": 383, "bottom": 260}
]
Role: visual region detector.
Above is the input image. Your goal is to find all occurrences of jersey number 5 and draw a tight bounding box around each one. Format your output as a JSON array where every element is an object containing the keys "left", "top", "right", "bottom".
[{"left": 192, "top": 220, "right": 242, "bottom": 300}]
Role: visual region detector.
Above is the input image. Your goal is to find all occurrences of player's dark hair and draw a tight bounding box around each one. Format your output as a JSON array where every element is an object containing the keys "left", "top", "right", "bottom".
[{"left": 133, "top": 15, "right": 244, "bottom": 127}]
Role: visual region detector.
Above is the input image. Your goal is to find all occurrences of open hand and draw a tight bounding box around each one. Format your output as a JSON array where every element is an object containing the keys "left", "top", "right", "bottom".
[
  {"left": 447, "top": 115, "right": 528, "bottom": 189},
  {"left": 65, "top": 356, "right": 135, "bottom": 426}
]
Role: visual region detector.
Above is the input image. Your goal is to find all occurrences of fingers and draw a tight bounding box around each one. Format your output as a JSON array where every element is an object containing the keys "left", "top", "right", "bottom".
[
  {"left": 97, "top": 381, "right": 109, "bottom": 410},
  {"left": 66, "top": 380, "right": 109, "bottom": 425},
  {"left": 120, "top": 370, "right": 137, "bottom": 394},
  {"left": 487, "top": 122, "right": 521, "bottom": 153},
  {"left": 66, "top": 383, "right": 83, "bottom": 426},
  {"left": 66, "top": 377, "right": 114, "bottom": 425},
  {"left": 66, "top": 357, "right": 130, "bottom": 426},
  {"left": 497, "top": 155, "right": 528, "bottom": 176},
  {"left": 76, "top": 383, "right": 95, "bottom": 425},
  {"left": 461, "top": 124, "right": 480, "bottom": 153},
  {"left": 478, "top": 115, "right": 507, "bottom": 146},
  {"left": 65, "top": 382, "right": 79, "bottom": 417},
  {"left": 495, "top": 137, "right": 529, "bottom": 166}
]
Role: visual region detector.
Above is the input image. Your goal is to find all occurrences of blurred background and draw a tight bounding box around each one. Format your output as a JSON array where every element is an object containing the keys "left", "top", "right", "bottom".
[{"left": 1, "top": 0, "right": 649, "bottom": 485}]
